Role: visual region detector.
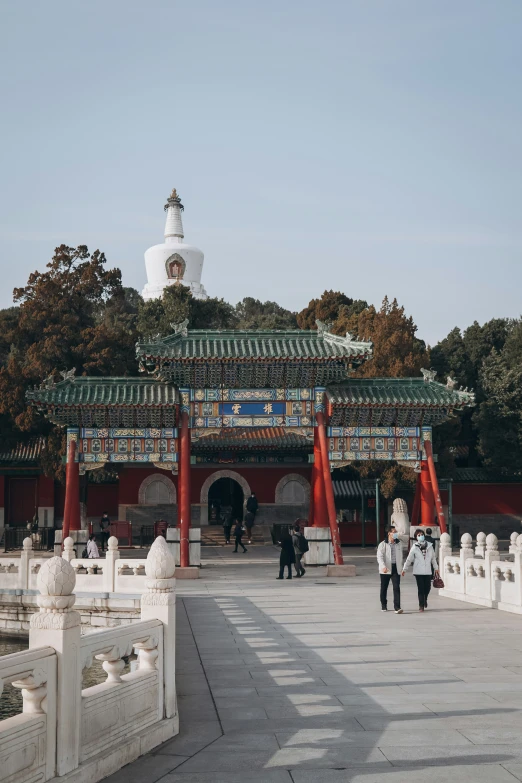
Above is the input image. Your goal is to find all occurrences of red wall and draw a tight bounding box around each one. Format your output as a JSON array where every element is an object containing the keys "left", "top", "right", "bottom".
[
  {"left": 87, "top": 484, "right": 119, "bottom": 518},
  {"left": 118, "top": 467, "right": 179, "bottom": 505},
  {"left": 453, "top": 484, "right": 522, "bottom": 515},
  {"left": 190, "top": 466, "right": 312, "bottom": 503},
  {"left": 115, "top": 465, "right": 312, "bottom": 505},
  {"left": 38, "top": 475, "right": 55, "bottom": 507}
]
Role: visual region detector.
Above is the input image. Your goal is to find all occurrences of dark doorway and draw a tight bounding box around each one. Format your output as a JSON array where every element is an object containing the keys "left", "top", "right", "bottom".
[
  {"left": 8, "top": 478, "right": 37, "bottom": 526},
  {"left": 208, "top": 477, "right": 244, "bottom": 525}
]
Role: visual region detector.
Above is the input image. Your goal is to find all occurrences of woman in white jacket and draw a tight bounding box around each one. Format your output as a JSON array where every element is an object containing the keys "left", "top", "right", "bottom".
[{"left": 402, "top": 529, "right": 439, "bottom": 612}]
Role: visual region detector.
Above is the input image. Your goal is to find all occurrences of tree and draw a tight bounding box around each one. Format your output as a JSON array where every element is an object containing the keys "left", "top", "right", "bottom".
[
  {"left": 235, "top": 297, "right": 298, "bottom": 330},
  {"left": 297, "top": 291, "right": 360, "bottom": 330},
  {"left": 475, "top": 321, "right": 522, "bottom": 471},
  {"left": 339, "top": 297, "right": 428, "bottom": 378},
  {"left": 137, "top": 284, "right": 237, "bottom": 339},
  {"left": 0, "top": 245, "right": 140, "bottom": 475}
]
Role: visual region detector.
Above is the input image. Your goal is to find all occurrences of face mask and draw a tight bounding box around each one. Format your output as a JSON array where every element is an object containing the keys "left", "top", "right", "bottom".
[
  {"left": 417, "top": 535, "right": 425, "bottom": 543},
  {"left": 392, "top": 533, "right": 399, "bottom": 541}
]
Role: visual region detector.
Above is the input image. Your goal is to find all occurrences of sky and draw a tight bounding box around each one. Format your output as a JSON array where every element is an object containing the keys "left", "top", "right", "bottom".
[{"left": 0, "top": 0, "right": 521, "bottom": 346}]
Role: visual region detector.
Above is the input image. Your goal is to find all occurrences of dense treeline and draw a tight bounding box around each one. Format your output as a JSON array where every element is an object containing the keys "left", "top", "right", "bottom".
[{"left": 0, "top": 244, "right": 520, "bottom": 494}]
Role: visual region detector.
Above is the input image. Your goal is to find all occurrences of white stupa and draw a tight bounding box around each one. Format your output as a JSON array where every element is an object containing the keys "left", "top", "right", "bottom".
[{"left": 142, "top": 189, "right": 208, "bottom": 301}]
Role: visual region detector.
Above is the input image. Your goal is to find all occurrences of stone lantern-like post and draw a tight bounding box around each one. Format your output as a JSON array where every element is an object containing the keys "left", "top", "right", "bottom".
[
  {"left": 140, "top": 535, "right": 176, "bottom": 718},
  {"left": 29, "top": 555, "right": 81, "bottom": 776}
]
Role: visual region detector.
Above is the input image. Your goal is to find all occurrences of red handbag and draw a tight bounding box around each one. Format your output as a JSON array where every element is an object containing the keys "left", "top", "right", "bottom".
[{"left": 433, "top": 574, "right": 444, "bottom": 589}]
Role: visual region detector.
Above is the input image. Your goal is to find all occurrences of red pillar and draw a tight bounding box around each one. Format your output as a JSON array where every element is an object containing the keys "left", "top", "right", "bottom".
[
  {"left": 312, "top": 428, "right": 328, "bottom": 527},
  {"left": 411, "top": 472, "right": 421, "bottom": 527},
  {"left": 62, "top": 439, "right": 80, "bottom": 542},
  {"left": 315, "top": 412, "right": 344, "bottom": 565},
  {"left": 420, "top": 459, "right": 434, "bottom": 527},
  {"left": 179, "top": 410, "right": 191, "bottom": 567},
  {"left": 423, "top": 440, "right": 448, "bottom": 534}
]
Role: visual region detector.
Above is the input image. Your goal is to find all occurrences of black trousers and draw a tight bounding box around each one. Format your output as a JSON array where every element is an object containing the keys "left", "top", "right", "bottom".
[
  {"left": 224, "top": 526, "right": 232, "bottom": 542},
  {"left": 415, "top": 574, "right": 432, "bottom": 607},
  {"left": 234, "top": 536, "right": 246, "bottom": 552},
  {"left": 380, "top": 564, "right": 401, "bottom": 610},
  {"left": 279, "top": 564, "right": 292, "bottom": 578}
]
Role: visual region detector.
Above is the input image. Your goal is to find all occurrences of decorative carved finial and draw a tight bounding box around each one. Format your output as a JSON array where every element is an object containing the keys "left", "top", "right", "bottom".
[
  {"left": 31, "top": 555, "right": 79, "bottom": 629},
  {"left": 164, "top": 188, "right": 184, "bottom": 212},
  {"left": 108, "top": 536, "right": 118, "bottom": 552},
  {"left": 60, "top": 368, "right": 76, "bottom": 382},
  {"left": 446, "top": 376, "right": 457, "bottom": 389},
  {"left": 41, "top": 373, "right": 56, "bottom": 390},
  {"left": 316, "top": 319, "right": 333, "bottom": 335},
  {"left": 421, "top": 368, "right": 437, "bottom": 383},
  {"left": 145, "top": 535, "right": 175, "bottom": 581},
  {"left": 170, "top": 318, "right": 189, "bottom": 337}
]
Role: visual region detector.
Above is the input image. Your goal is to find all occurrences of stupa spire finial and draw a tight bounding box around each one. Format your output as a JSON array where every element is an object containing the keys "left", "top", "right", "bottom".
[{"left": 163, "top": 187, "right": 184, "bottom": 241}]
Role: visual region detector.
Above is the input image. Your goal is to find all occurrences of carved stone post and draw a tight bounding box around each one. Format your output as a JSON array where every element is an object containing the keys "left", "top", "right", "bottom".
[
  {"left": 104, "top": 535, "right": 120, "bottom": 592},
  {"left": 140, "top": 536, "right": 176, "bottom": 719},
  {"left": 29, "top": 556, "right": 81, "bottom": 776},
  {"left": 509, "top": 531, "right": 519, "bottom": 555},
  {"left": 20, "top": 536, "right": 34, "bottom": 590},
  {"left": 485, "top": 533, "right": 499, "bottom": 603},
  {"left": 439, "top": 532, "right": 452, "bottom": 577},
  {"left": 62, "top": 536, "right": 76, "bottom": 563},
  {"left": 475, "top": 532, "right": 486, "bottom": 558},
  {"left": 460, "top": 533, "right": 474, "bottom": 596}
]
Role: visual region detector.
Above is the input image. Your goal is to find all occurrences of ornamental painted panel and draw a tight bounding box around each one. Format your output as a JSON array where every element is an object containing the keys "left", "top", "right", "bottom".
[
  {"left": 327, "top": 429, "right": 422, "bottom": 462},
  {"left": 79, "top": 428, "right": 178, "bottom": 463}
]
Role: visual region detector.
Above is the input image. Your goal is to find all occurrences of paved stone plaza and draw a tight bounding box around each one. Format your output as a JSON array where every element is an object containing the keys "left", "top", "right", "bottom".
[{"left": 106, "top": 545, "right": 522, "bottom": 783}]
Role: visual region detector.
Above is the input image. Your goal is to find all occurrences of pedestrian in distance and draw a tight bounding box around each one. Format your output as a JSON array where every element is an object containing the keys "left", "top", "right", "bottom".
[
  {"left": 402, "top": 528, "right": 440, "bottom": 611},
  {"left": 425, "top": 527, "right": 436, "bottom": 577},
  {"left": 221, "top": 505, "right": 233, "bottom": 544},
  {"left": 245, "top": 510, "right": 255, "bottom": 543},
  {"left": 86, "top": 533, "right": 99, "bottom": 559},
  {"left": 99, "top": 512, "right": 110, "bottom": 552},
  {"left": 233, "top": 520, "right": 247, "bottom": 553},
  {"left": 377, "top": 526, "right": 404, "bottom": 613},
  {"left": 246, "top": 492, "right": 258, "bottom": 518},
  {"left": 277, "top": 528, "right": 296, "bottom": 580},
  {"left": 292, "top": 523, "right": 308, "bottom": 577}
]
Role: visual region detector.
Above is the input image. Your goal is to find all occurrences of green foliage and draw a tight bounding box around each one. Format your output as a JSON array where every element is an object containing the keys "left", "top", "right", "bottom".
[
  {"left": 137, "top": 284, "right": 237, "bottom": 339},
  {"left": 235, "top": 297, "right": 297, "bottom": 330}
]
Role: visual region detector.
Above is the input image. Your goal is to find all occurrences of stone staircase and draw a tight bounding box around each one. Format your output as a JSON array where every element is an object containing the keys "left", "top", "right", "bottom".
[{"left": 200, "top": 526, "right": 269, "bottom": 546}]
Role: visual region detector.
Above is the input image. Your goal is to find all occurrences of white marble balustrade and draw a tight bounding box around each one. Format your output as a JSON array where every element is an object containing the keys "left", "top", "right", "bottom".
[
  {"left": 0, "top": 536, "right": 178, "bottom": 783},
  {"left": 439, "top": 530, "right": 522, "bottom": 614}
]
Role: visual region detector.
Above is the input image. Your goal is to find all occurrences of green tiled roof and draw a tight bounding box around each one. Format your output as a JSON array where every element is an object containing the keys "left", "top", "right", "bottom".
[
  {"left": 192, "top": 427, "right": 313, "bottom": 451},
  {"left": 0, "top": 437, "right": 45, "bottom": 463},
  {"left": 26, "top": 378, "right": 178, "bottom": 407},
  {"left": 454, "top": 468, "right": 522, "bottom": 483},
  {"left": 137, "top": 327, "right": 373, "bottom": 361},
  {"left": 326, "top": 378, "right": 475, "bottom": 408}
]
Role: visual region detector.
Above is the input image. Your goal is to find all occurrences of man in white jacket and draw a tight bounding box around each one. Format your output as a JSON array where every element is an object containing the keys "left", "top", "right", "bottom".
[
  {"left": 377, "top": 528, "right": 404, "bottom": 614},
  {"left": 402, "top": 529, "right": 439, "bottom": 612}
]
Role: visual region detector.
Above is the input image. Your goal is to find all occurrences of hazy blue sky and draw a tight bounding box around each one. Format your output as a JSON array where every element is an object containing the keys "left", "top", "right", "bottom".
[{"left": 1, "top": 1, "right": 521, "bottom": 345}]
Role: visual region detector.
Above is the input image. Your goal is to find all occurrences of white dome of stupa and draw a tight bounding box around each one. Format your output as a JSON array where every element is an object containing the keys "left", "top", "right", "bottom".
[{"left": 142, "top": 189, "right": 208, "bottom": 301}]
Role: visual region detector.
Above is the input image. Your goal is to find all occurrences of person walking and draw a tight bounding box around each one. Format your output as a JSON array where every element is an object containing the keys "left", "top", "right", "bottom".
[
  {"left": 87, "top": 533, "right": 100, "bottom": 558},
  {"left": 233, "top": 520, "right": 247, "bottom": 553},
  {"left": 402, "top": 528, "right": 439, "bottom": 611},
  {"left": 99, "top": 512, "right": 110, "bottom": 552},
  {"left": 277, "top": 528, "right": 296, "bottom": 580},
  {"left": 221, "top": 505, "right": 233, "bottom": 544},
  {"left": 292, "top": 523, "right": 308, "bottom": 578},
  {"left": 246, "top": 492, "right": 258, "bottom": 518},
  {"left": 377, "top": 527, "right": 404, "bottom": 613},
  {"left": 425, "top": 528, "right": 436, "bottom": 577},
  {"left": 244, "top": 510, "right": 255, "bottom": 543}
]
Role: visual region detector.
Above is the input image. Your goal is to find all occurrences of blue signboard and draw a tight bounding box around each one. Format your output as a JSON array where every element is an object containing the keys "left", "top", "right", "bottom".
[{"left": 219, "top": 402, "right": 286, "bottom": 415}]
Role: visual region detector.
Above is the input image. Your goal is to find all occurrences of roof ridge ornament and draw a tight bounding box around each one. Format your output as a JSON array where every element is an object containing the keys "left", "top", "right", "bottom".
[
  {"left": 170, "top": 318, "right": 189, "bottom": 337},
  {"left": 60, "top": 368, "right": 76, "bottom": 383},
  {"left": 421, "top": 368, "right": 437, "bottom": 383},
  {"left": 41, "top": 373, "right": 56, "bottom": 390},
  {"left": 316, "top": 320, "right": 373, "bottom": 355},
  {"left": 316, "top": 319, "right": 333, "bottom": 335},
  {"left": 446, "top": 375, "right": 457, "bottom": 389}
]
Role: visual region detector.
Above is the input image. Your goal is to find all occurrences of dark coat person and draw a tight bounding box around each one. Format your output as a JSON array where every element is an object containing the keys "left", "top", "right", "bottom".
[
  {"left": 277, "top": 529, "right": 296, "bottom": 580},
  {"left": 233, "top": 521, "right": 247, "bottom": 553},
  {"left": 246, "top": 493, "right": 258, "bottom": 515}
]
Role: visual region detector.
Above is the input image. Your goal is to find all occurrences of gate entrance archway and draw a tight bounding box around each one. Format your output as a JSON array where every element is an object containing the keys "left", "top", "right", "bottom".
[{"left": 208, "top": 477, "right": 244, "bottom": 525}]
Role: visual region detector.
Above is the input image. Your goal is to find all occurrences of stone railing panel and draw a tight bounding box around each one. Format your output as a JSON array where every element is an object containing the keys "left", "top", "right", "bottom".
[
  {"left": 0, "top": 560, "right": 20, "bottom": 589},
  {"left": 80, "top": 619, "right": 163, "bottom": 762},
  {"left": 0, "top": 646, "right": 57, "bottom": 783},
  {"left": 114, "top": 561, "right": 148, "bottom": 594}
]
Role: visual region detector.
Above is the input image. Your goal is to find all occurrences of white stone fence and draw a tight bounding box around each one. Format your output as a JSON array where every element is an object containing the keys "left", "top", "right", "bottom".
[
  {"left": 0, "top": 536, "right": 178, "bottom": 783},
  {"left": 439, "top": 531, "right": 522, "bottom": 614}
]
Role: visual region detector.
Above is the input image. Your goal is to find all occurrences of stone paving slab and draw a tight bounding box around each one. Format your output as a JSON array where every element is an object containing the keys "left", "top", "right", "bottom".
[{"left": 103, "top": 549, "right": 522, "bottom": 783}]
